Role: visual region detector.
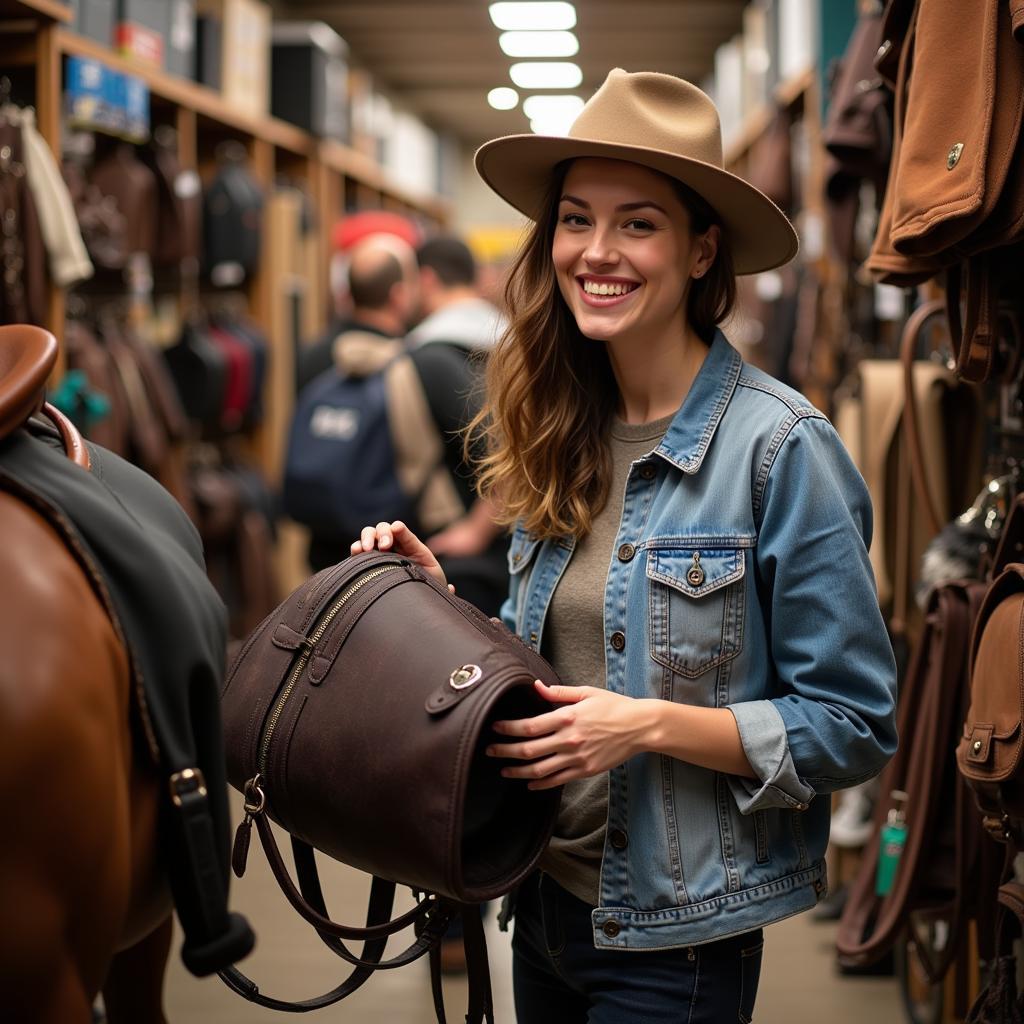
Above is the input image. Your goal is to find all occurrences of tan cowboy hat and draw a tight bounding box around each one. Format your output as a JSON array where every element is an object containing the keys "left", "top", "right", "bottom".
[{"left": 474, "top": 68, "right": 798, "bottom": 275}]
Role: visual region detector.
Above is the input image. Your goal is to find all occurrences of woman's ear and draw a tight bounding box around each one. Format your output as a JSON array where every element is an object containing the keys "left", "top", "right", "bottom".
[{"left": 691, "top": 224, "right": 720, "bottom": 279}]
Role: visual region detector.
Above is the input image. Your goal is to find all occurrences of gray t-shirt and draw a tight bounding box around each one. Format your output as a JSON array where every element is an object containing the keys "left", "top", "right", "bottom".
[{"left": 539, "top": 412, "right": 675, "bottom": 906}]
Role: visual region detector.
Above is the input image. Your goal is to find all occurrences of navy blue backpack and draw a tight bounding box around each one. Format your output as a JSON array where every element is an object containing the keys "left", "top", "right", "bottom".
[{"left": 282, "top": 360, "right": 419, "bottom": 542}]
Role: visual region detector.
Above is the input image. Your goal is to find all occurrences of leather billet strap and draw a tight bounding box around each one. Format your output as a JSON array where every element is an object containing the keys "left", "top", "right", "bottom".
[
  {"left": 252, "top": 811, "right": 437, "bottom": 952},
  {"left": 217, "top": 812, "right": 494, "bottom": 1022},
  {"left": 899, "top": 299, "right": 948, "bottom": 538},
  {"left": 218, "top": 875, "right": 402, "bottom": 1012},
  {"left": 947, "top": 257, "right": 1000, "bottom": 384}
]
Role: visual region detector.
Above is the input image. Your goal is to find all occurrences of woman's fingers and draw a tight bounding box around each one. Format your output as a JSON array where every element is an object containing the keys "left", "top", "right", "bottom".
[
  {"left": 352, "top": 521, "right": 411, "bottom": 553},
  {"left": 486, "top": 733, "right": 567, "bottom": 761},
  {"left": 500, "top": 753, "right": 578, "bottom": 786},
  {"left": 349, "top": 521, "right": 449, "bottom": 589}
]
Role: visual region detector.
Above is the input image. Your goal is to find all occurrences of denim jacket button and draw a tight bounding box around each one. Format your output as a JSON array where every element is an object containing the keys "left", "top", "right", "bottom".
[
  {"left": 610, "top": 630, "right": 626, "bottom": 652},
  {"left": 602, "top": 920, "right": 621, "bottom": 938},
  {"left": 610, "top": 829, "right": 629, "bottom": 850},
  {"left": 617, "top": 543, "right": 636, "bottom": 563},
  {"left": 639, "top": 463, "right": 657, "bottom": 480}
]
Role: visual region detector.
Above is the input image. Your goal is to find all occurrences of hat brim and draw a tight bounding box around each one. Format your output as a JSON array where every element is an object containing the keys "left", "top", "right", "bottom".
[{"left": 474, "top": 134, "right": 798, "bottom": 276}]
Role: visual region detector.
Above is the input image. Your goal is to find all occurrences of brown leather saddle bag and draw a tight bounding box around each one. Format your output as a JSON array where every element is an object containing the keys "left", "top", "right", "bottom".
[
  {"left": 218, "top": 550, "right": 562, "bottom": 1021},
  {"left": 958, "top": 561, "right": 1024, "bottom": 847}
]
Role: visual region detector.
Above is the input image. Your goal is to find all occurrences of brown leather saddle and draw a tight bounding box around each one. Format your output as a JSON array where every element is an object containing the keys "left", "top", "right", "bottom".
[{"left": 0, "top": 324, "right": 90, "bottom": 468}]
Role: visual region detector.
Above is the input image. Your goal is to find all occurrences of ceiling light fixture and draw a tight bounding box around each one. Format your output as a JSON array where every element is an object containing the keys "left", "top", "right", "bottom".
[
  {"left": 489, "top": 2, "right": 577, "bottom": 31},
  {"left": 524, "top": 94, "right": 584, "bottom": 134},
  {"left": 487, "top": 86, "right": 520, "bottom": 110},
  {"left": 529, "top": 117, "right": 576, "bottom": 137},
  {"left": 509, "top": 61, "right": 582, "bottom": 89},
  {"left": 498, "top": 30, "right": 579, "bottom": 58}
]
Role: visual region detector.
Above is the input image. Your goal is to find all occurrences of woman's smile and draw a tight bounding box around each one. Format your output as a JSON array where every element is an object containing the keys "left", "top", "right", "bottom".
[{"left": 577, "top": 274, "right": 642, "bottom": 307}]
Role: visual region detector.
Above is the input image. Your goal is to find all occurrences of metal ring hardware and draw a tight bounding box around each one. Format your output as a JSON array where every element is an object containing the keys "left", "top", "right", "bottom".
[{"left": 449, "top": 664, "right": 483, "bottom": 690}]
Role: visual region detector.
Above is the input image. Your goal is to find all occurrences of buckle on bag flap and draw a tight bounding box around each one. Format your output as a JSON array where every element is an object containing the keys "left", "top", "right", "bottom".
[
  {"left": 450, "top": 664, "right": 482, "bottom": 690},
  {"left": 169, "top": 767, "right": 208, "bottom": 807}
]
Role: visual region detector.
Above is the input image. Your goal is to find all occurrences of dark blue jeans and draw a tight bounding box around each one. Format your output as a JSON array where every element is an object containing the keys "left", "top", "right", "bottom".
[{"left": 512, "top": 873, "right": 764, "bottom": 1023}]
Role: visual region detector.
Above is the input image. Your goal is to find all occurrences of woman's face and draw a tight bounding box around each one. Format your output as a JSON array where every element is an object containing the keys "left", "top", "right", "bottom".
[{"left": 552, "top": 158, "right": 707, "bottom": 345}]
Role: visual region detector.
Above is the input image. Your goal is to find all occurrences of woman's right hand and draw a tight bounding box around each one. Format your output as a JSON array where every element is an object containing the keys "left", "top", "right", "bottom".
[{"left": 350, "top": 520, "right": 449, "bottom": 590}]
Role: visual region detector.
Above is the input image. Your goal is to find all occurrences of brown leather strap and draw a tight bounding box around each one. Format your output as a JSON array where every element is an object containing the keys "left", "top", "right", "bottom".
[
  {"left": 218, "top": 812, "right": 493, "bottom": 1022},
  {"left": 837, "top": 582, "right": 980, "bottom": 968},
  {"left": 990, "top": 494, "right": 1024, "bottom": 576},
  {"left": 899, "top": 299, "right": 948, "bottom": 537},
  {"left": 217, "top": 874, "right": 400, "bottom": 1012},
  {"left": 40, "top": 402, "right": 91, "bottom": 471},
  {"left": 947, "top": 257, "right": 1000, "bottom": 383},
  {"left": 251, "top": 811, "right": 437, "bottom": 950}
]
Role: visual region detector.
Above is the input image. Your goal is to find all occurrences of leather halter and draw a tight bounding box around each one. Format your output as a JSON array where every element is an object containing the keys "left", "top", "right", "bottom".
[{"left": 0, "top": 324, "right": 91, "bottom": 469}]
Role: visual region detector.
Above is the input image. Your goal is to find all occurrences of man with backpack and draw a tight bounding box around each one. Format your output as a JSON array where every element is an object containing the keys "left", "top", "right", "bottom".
[
  {"left": 294, "top": 212, "right": 422, "bottom": 394},
  {"left": 286, "top": 238, "right": 428, "bottom": 572},
  {"left": 285, "top": 231, "right": 510, "bottom": 612}
]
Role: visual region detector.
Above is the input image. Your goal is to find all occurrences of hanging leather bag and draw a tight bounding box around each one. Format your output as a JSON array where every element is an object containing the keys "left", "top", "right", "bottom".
[
  {"left": 957, "top": 559, "right": 1024, "bottom": 849},
  {"left": 835, "top": 575, "right": 988, "bottom": 979},
  {"left": 217, "top": 549, "right": 562, "bottom": 1021},
  {"left": 867, "top": 0, "right": 1024, "bottom": 381}
]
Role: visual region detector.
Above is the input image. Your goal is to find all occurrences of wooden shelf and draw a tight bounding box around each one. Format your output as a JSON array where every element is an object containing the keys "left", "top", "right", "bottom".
[
  {"left": 319, "top": 139, "right": 451, "bottom": 221},
  {"left": 724, "top": 66, "right": 816, "bottom": 168},
  {"left": 56, "top": 28, "right": 314, "bottom": 155},
  {"left": 0, "top": 0, "right": 71, "bottom": 22},
  {"left": 54, "top": 27, "right": 450, "bottom": 218}
]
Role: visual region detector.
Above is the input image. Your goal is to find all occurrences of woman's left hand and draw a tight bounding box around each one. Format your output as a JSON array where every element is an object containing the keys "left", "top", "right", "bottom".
[{"left": 485, "top": 681, "right": 653, "bottom": 790}]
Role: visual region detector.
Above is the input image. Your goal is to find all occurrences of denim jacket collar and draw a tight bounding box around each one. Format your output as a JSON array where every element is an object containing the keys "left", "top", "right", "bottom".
[{"left": 656, "top": 329, "right": 743, "bottom": 474}]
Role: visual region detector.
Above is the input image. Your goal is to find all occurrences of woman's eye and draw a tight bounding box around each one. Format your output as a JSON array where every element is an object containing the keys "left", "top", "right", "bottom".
[
  {"left": 559, "top": 212, "right": 589, "bottom": 227},
  {"left": 625, "top": 218, "right": 655, "bottom": 231}
]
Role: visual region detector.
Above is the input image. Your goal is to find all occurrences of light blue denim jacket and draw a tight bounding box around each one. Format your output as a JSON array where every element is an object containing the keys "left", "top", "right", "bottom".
[{"left": 501, "top": 330, "right": 898, "bottom": 949}]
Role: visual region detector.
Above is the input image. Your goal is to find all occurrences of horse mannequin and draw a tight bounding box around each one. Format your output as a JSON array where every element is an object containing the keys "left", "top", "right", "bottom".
[{"left": 0, "top": 325, "right": 173, "bottom": 1022}]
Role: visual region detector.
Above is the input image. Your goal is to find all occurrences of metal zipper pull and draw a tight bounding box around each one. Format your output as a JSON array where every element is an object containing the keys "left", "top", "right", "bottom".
[{"left": 232, "top": 775, "right": 265, "bottom": 879}]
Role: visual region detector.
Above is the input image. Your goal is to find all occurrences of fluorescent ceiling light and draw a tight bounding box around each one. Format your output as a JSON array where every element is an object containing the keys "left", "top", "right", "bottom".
[
  {"left": 509, "top": 62, "right": 582, "bottom": 89},
  {"left": 529, "top": 117, "right": 575, "bottom": 136},
  {"left": 522, "top": 94, "right": 584, "bottom": 119},
  {"left": 489, "top": 2, "right": 576, "bottom": 31},
  {"left": 498, "top": 30, "right": 579, "bottom": 58},
  {"left": 487, "top": 86, "right": 520, "bottom": 110},
  {"left": 524, "top": 94, "right": 583, "bottom": 134}
]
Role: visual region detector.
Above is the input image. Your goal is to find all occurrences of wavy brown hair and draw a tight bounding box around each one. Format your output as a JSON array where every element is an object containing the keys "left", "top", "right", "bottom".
[{"left": 469, "top": 160, "right": 737, "bottom": 540}]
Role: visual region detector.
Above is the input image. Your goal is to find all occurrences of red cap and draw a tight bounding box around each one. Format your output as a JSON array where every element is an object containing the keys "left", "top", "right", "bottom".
[{"left": 331, "top": 211, "right": 422, "bottom": 252}]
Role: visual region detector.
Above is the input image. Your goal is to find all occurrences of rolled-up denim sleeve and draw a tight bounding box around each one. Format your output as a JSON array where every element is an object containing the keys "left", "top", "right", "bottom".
[{"left": 726, "top": 414, "right": 898, "bottom": 814}]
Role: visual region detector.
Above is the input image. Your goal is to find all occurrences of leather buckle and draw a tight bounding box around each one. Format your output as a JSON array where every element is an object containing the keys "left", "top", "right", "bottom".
[{"left": 169, "top": 767, "right": 208, "bottom": 808}]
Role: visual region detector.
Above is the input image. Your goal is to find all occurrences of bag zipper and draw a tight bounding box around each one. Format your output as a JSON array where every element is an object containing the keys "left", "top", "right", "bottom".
[{"left": 256, "top": 563, "right": 399, "bottom": 777}]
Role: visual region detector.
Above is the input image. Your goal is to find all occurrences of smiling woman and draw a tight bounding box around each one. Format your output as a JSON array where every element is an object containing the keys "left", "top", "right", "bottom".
[{"left": 353, "top": 69, "right": 897, "bottom": 1024}]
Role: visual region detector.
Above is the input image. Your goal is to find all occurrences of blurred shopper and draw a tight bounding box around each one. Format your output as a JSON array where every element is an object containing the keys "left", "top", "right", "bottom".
[
  {"left": 410, "top": 235, "right": 509, "bottom": 618},
  {"left": 296, "top": 211, "right": 422, "bottom": 392},
  {"left": 352, "top": 69, "right": 897, "bottom": 1022},
  {"left": 296, "top": 239, "right": 419, "bottom": 571}
]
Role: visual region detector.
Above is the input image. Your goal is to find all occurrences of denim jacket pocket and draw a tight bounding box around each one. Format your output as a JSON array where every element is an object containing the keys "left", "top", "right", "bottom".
[{"left": 647, "top": 546, "right": 746, "bottom": 679}]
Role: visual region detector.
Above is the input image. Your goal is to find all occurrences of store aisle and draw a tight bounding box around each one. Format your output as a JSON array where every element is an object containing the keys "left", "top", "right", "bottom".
[{"left": 159, "top": 797, "right": 903, "bottom": 1022}]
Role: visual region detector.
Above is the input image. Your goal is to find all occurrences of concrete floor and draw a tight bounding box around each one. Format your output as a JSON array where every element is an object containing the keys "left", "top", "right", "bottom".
[{"left": 158, "top": 792, "right": 905, "bottom": 1023}]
